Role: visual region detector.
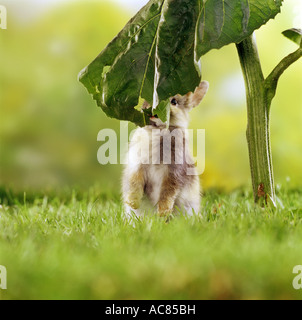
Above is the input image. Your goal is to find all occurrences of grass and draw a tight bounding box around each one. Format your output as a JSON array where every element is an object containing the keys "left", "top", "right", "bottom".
[{"left": 0, "top": 186, "right": 302, "bottom": 300}]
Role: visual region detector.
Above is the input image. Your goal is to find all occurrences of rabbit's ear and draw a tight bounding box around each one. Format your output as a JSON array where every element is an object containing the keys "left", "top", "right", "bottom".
[{"left": 191, "top": 81, "right": 209, "bottom": 107}]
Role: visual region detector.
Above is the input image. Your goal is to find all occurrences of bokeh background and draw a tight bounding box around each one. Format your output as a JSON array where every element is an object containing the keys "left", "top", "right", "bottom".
[{"left": 0, "top": 0, "right": 301, "bottom": 194}]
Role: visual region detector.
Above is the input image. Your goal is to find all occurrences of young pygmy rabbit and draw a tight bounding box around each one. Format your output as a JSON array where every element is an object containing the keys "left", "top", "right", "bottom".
[{"left": 122, "top": 81, "right": 209, "bottom": 219}]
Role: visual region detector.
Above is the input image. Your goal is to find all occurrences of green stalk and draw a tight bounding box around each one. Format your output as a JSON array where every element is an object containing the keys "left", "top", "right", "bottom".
[
  {"left": 236, "top": 33, "right": 302, "bottom": 206},
  {"left": 236, "top": 34, "right": 275, "bottom": 206}
]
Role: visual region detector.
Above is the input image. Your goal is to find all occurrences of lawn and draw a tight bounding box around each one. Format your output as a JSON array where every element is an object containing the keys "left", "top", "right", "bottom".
[{"left": 0, "top": 186, "right": 302, "bottom": 300}]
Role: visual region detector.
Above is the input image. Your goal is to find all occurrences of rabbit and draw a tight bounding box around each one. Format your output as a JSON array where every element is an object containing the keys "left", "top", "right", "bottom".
[{"left": 122, "top": 81, "right": 209, "bottom": 220}]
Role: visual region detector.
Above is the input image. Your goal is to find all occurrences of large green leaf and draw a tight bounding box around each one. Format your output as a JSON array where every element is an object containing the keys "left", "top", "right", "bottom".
[
  {"left": 79, "top": 0, "right": 283, "bottom": 126},
  {"left": 195, "top": 0, "right": 283, "bottom": 58},
  {"left": 79, "top": 0, "right": 164, "bottom": 126}
]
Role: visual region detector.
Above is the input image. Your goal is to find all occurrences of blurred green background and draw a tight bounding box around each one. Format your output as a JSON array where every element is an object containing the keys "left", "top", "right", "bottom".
[{"left": 0, "top": 0, "right": 301, "bottom": 194}]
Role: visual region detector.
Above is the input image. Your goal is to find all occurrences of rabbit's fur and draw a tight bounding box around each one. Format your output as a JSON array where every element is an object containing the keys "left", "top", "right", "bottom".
[{"left": 122, "top": 81, "right": 209, "bottom": 219}]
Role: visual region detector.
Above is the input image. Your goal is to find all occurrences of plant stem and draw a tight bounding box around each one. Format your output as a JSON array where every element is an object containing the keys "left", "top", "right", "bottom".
[
  {"left": 236, "top": 33, "right": 302, "bottom": 205},
  {"left": 236, "top": 34, "right": 276, "bottom": 206},
  {"left": 265, "top": 47, "right": 302, "bottom": 105}
]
